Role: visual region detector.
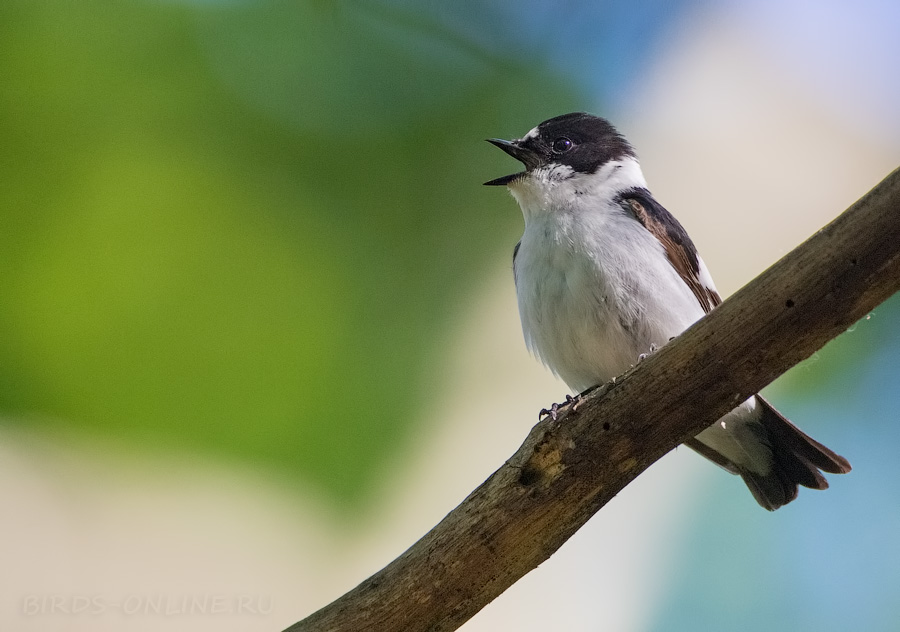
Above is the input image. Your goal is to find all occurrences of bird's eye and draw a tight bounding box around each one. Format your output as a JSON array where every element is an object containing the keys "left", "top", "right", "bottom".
[{"left": 552, "top": 137, "right": 573, "bottom": 153}]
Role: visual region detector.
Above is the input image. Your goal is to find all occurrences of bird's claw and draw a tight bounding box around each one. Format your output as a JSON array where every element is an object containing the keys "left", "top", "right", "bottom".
[
  {"left": 538, "top": 394, "right": 583, "bottom": 421},
  {"left": 637, "top": 343, "right": 659, "bottom": 363},
  {"left": 538, "top": 402, "right": 561, "bottom": 421}
]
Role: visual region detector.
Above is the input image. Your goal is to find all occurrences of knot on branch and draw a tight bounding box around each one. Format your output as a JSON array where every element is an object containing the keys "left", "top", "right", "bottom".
[{"left": 518, "top": 434, "right": 574, "bottom": 489}]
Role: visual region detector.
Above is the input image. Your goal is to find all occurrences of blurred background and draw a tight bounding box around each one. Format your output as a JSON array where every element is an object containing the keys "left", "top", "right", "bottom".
[{"left": 2, "top": 1, "right": 900, "bottom": 630}]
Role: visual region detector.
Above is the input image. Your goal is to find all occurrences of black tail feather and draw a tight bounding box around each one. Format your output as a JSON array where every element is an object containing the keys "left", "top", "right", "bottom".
[
  {"left": 741, "top": 396, "right": 851, "bottom": 511},
  {"left": 757, "top": 396, "right": 852, "bottom": 475}
]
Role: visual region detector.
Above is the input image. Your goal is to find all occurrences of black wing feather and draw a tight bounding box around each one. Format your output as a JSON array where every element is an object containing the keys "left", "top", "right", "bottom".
[{"left": 616, "top": 188, "right": 720, "bottom": 313}]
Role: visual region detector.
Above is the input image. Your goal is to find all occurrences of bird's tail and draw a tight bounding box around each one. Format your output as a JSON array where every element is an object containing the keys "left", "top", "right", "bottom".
[
  {"left": 687, "top": 396, "right": 851, "bottom": 511},
  {"left": 740, "top": 396, "right": 851, "bottom": 510}
]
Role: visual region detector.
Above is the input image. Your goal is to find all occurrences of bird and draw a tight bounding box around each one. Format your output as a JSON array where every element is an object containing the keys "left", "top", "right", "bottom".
[{"left": 485, "top": 112, "right": 850, "bottom": 510}]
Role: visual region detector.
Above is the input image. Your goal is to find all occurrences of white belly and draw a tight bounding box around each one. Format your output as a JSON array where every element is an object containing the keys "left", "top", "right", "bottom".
[{"left": 514, "top": 210, "right": 705, "bottom": 392}]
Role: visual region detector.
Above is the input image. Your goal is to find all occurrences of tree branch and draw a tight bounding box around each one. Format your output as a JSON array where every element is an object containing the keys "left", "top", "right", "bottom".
[{"left": 286, "top": 167, "right": 900, "bottom": 632}]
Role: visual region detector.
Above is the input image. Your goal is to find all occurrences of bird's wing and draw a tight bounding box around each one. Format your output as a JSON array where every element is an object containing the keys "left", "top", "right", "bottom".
[{"left": 618, "top": 189, "right": 721, "bottom": 313}]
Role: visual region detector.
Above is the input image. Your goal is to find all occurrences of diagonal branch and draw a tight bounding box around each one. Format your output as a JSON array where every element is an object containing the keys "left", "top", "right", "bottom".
[{"left": 286, "top": 167, "right": 900, "bottom": 632}]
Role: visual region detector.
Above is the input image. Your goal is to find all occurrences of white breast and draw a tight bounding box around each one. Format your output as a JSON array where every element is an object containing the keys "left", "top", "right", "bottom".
[{"left": 511, "top": 162, "right": 708, "bottom": 392}]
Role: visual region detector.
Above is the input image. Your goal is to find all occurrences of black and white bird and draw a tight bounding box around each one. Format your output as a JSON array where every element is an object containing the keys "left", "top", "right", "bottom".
[{"left": 485, "top": 112, "right": 850, "bottom": 510}]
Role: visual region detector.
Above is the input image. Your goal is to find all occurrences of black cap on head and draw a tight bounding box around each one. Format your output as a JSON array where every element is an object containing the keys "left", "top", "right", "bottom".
[{"left": 485, "top": 112, "right": 634, "bottom": 186}]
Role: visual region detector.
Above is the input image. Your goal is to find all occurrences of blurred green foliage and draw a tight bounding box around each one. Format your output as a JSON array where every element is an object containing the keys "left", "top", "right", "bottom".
[{"left": 0, "top": 0, "right": 582, "bottom": 506}]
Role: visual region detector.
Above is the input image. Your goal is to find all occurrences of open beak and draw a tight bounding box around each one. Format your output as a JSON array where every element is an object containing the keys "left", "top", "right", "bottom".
[{"left": 484, "top": 138, "right": 540, "bottom": 186}]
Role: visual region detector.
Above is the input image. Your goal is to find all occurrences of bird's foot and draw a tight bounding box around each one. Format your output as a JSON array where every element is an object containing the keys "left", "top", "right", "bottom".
[
  {"left": 539, "top": 393, "right": 583, "bottom": 421},
  {"left": 637, "top": 343, "right": 659, "bottom": 363},
  {"left": 538, "top": 402, "right": 560, "bottom": 421}
]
